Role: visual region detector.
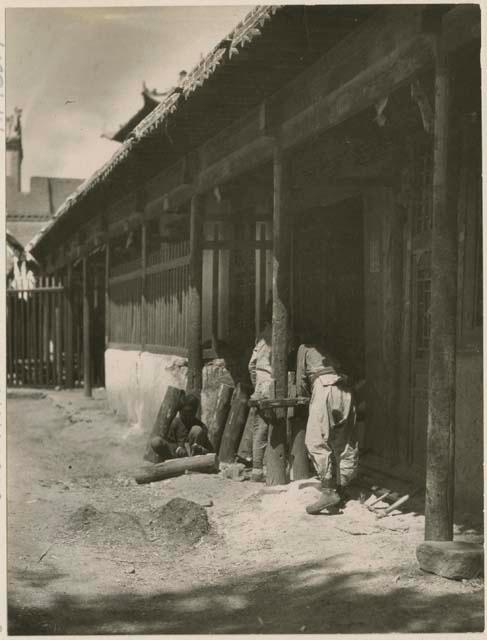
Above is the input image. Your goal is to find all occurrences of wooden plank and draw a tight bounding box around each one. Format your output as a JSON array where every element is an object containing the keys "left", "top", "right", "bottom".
[
  {"left": 65, "top": 264, "right": 74, "bottom": 387},
  {"left": 219, "top": 384, "right": 250, "bottom": 463},
  {"left": 211, "top": 224, "right": 219, "bottom": 350},
  {"left": 26, "top": 293, "right": 31, "bottom": 386},
  {"left": 33, "top": 288, "right": 39, "bottom": 386},
  {"left": 207, "top": 383, "right": 234, "bottom": 453},
  {"left": 12, "top": 295, "right": 17, "bottom": 386},
  {"left": 267, "top": 139, "right": 290, "bottom": 486},
  {"left": 141, "top": 221, "right": 147, "bottom": 350},
  {"left": 105, "top": 242, "right": 110, "bottom": 348},
  {"left": 7, "top": 294, "right": 12, "bottom": 385},
  {"left": 55, "top": 294, "right": 63, "bottom": 387},
  {"left": 135, "top": 453, "right": 219, "bottom": 485},
  {"left": 82, "top": 257, "right": 92, "bottom": 397},
  {"left": 398, "top": 153, "right": 414, "bottom": 461},
  {"left": 187, "top": 195, "right": 203, "bottom": 394},
  {"left": 425, "top": 29, "right": 456, "bottom": 542}
]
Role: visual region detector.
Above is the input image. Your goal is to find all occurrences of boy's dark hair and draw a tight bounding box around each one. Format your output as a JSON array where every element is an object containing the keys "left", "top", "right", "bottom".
[{"left": 180, "top": 393, "right": 199, "bottom": 413}]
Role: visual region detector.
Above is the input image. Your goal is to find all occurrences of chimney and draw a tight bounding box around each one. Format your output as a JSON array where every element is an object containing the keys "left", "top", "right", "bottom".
[{"left": 6, "top": 108, "right": 23, "bottom": 192}]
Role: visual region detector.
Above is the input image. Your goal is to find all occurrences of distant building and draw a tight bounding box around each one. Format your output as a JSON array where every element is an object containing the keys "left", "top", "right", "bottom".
[{"left": 6, "top": 108, "right": 82, "bottom": 248}]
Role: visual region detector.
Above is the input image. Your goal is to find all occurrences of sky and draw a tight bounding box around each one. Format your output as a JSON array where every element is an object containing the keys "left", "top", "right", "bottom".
[{"left": 6, "top": 5, "right": 252, "bottom": 192}]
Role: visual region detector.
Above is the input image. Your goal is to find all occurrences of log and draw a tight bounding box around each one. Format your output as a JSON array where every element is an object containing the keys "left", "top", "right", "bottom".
[
  {"left": 207, "top": 382, "right": 234, "bottom": 452},
  {"left": 135, "top": 453, "right": 219, "bottom": 485},
  {"left": 237, "top": 409, "right": 254, "bottom": 462},
  {"left": 219, "top": 384, "right": 250, "bottom": 463},
  {"left": 143, "top": 386, "right": 185, "bottom": 463},
  {"left": 290, "top": 409, "right": 312, "bottom": 481}
]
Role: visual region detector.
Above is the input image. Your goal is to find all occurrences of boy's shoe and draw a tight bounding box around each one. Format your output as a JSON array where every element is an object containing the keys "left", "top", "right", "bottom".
[
  {"left": 306, "top": 488, "right": 341, "bottom": 515},
  {"left": 336, "top": 485, "right": 350, "bottom": 504},
  {"left": 251, "top": 469, "right": 265, "bottom": 483},
  {"left": 190, "top": 444, "right": 208, "bottom": 456}
]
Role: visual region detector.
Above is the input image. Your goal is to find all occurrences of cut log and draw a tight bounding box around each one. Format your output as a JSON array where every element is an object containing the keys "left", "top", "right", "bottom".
[
  {"left": 237, "top": 409, "right": 254, "bottom": 462},
  {"left": 135, "top": 453, "right": 219, "bottom": 485},
  {"left": 207, "top": 382, "right": 234, "bottom": 452},
  {"left": 219, "top": 384, "right": 250, "bottom": 463},
  {"left": 143, "top": 386, "right": 185, "bottom": 463},
  {"left": 290, "top": 410, "right": 312, "bottom": 480}
]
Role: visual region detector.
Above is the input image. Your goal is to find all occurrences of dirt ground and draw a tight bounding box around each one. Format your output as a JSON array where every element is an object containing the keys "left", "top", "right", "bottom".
[{"left": 6, "top": 389, "right": 484, "bottom": 635}]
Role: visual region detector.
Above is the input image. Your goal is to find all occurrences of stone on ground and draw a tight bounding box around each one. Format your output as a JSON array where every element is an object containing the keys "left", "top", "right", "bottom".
[
  {"left": 416, "top": 541, "right": 484, "bottom": 580},
  {"left": 152, "top": 497, "right": 210, "bottom": 547}
]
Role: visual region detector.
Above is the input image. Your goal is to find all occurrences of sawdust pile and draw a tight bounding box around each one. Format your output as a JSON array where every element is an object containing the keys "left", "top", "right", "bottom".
[
  {"left": 151, "top": 497, "right": 210, "bottom": 548},
  {"left": 65, "top": 504, "right": 147, "bottom": 544}
]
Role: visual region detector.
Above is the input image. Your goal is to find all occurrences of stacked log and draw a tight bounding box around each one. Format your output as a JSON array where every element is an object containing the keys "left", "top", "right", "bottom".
[
  {"left": 143, "top": 386, "right": 185, "bottom": 463},
  {"left": 219, "top": 384, "right": 250, "bottom": 463},
  {"left": 207, "top": 383, "right": 234, "bottom": 452}
]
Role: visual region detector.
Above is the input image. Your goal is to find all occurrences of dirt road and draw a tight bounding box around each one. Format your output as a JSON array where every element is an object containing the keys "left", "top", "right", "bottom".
[{"left": 7, "top": 390, "right": 484, "bottom": 634}]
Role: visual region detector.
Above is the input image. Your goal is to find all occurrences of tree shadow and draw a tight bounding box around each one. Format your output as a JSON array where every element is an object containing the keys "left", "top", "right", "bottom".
[{"left": 8, "top": 556, "right": 484, "bottom": 635}]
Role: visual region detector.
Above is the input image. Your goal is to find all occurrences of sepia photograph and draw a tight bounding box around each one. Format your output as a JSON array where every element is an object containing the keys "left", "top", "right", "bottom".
[{"left": 3, "top": 1, "right": 484, "bottom": 635}]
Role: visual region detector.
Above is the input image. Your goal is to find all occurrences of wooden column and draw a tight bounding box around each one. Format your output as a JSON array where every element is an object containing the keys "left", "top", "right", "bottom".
[
  {"left": 187, "top": 194, "right": 204, "bottom": 394},
  {"left": 141, "top": 220, "right": 147, "bottom": 350},
  {"left": 82, "top": 256, "right": 92, "bottom": 397},
  {"left": 65, "top": 264, "right": 74, "bottom": 387},
  {"left": 424, "top": 29, "right": 456, "bottom": 541},
  {"left": 267, "top": 138, "right": 290, "bottom": 485},
  {"left": 105, "top": 241, "right": 110, "bottom": 348}
]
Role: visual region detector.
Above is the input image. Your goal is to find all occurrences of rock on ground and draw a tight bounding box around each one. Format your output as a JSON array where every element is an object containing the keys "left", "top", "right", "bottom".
[{"left": 417, "top": 541, "right": 484, "bottom": 580}]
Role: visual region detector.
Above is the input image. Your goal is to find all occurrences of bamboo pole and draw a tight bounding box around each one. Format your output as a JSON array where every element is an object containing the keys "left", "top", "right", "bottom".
[
  {"left": 83, "top": 257, "right": 92, "bottom": 397},
  {"left": 424, "top": 27, "right": 456, "bottom": 541},
  {"left": 187, "top": 195, "right": 204, "bottom": 394},
  {"left": 267, "top": 138, "right": 290, "bottom": 485}
]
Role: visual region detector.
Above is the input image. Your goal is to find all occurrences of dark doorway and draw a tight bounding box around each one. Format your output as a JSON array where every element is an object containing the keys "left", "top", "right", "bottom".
[{"left": 292, "top": 197, "right": 365, "bottom": 381}]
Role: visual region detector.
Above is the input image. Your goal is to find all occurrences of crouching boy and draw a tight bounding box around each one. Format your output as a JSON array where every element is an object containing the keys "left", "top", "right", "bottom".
[{"left": 151, "top": 393, "right": 213, "bottom": 460}]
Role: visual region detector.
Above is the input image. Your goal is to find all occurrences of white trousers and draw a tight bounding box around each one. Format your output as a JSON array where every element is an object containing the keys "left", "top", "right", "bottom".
[{"left": 304, "top": 377, "right": 359, "bottom": 488}]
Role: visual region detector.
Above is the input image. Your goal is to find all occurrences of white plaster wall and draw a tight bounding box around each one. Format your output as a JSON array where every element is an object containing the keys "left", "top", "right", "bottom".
[
  {"left": 139, "top": 351, "right": 188, "bottom": 433},
  {"left": 105, "top": 348, "right": 234, "bottom": 439},
  {"left": 105, "top": 349, "right": 143, "bottom": 426}
]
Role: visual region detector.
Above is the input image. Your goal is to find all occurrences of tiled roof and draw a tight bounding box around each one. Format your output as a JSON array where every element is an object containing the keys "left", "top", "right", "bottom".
[{"left": 28, "top": 5, "right": 281, "bottom": 253}]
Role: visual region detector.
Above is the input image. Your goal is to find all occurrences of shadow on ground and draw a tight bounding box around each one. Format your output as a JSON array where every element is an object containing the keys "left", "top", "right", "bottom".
[{"left": 9, "top": 557, "right": 484, "bottom": 635}]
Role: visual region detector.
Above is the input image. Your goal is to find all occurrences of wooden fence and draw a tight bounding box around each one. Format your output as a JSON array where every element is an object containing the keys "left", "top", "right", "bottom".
[
  {"left": 108, "top": 238, "right": 190, "bottom": 354},
  {"left": 6, "top": 276, "right": 83, "bottom": 388}
]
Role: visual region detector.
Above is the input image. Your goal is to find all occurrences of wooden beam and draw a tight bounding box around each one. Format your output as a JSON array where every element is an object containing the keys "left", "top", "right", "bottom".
[
  {"left": 267, "top": 139, "right": 290, "bottom": 486},
  {"left": 82, "top": 257, "right": 92, "bottom": 397},
  {"left": 187, "top": 194, "right": 204, "bottom": 394},
  {"left": 424, "top": 27, "right": 456, "bottom": 542}
]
